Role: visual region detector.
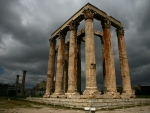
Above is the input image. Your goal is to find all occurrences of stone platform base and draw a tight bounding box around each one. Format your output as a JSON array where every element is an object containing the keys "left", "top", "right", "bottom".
[{"left": 25, "top": 97, "right": 150, "bottom": 110}]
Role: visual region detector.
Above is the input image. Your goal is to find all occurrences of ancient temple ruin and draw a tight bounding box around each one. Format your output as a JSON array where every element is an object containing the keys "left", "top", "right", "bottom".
[{"left": 43, "top": 3, "right": 135, "bottom": 99}]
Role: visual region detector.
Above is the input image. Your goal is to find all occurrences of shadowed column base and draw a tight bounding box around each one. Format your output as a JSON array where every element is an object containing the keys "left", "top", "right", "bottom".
[
  {"left": 102, "top": 91, "right": 120, "bottom": 99},
  {"left": 121, "top": 89, "right": 136, "bottom": 98},
  {"left": 43, "top": 93, "right": 50, "bottom": 98},
  {"left": 50, "top": 91, "right": 64, "bottom": 98},
  {"left": 83, "top": 87, "right": 101, "bottom": 96},
  {"left": 65, "top": 92, "right": 80, "bottom": 98}
]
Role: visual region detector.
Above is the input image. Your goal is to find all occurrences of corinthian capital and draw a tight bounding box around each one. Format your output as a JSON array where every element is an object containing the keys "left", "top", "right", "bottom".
[
  {"left": 49, "top": 39, "right": 56, "bottom": 46},
  {"left": 84, "top": 9, "right": 94, "bottom": 20},
  {"left": 101, "top": 17, "right": 111, "bottom": 28},
  {"left": 58, "top": 30, "right": 66, "bottom": 40},
  {"left": 116, "top": 27, "right": 124, "bottom": 37},
  {"left": 69, "top": 21, "right": 79, "bottom": 31}
]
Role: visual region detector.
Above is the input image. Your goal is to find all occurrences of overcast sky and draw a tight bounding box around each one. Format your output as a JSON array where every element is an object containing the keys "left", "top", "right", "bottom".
[{"left": 0, "top": 0, "right": 150, "bottom": 90}]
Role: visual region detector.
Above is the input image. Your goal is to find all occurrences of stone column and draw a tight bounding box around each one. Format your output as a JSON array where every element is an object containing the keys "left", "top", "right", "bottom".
[
  {"left": 100, "top": 36, "right": 107, "bottom": 93},
  {"left": 63, "top": 42, "right": 69, "bottom": 93},
  {"left": 101, "top": 17, "right": 119, "bottom": 98},
  {"left": 43, "top": 39, "right": 56, "bottom": 98},
  {"left": 52, "top": 50, "right": 58, "bottom": 93},
  {"left": 52, "top": 31, "right": 66, "bottom": 96},
  {"left": 15, "top": 75, "right": 19, "bottom": 92},
  {"left": 77, "top": 38, "right": 81, "bottom": 94},
  {"left": 21, "top": 70, "right": 27, "bottom": 95},
  {"left": 83, "top": 9, "right": 100, "bottom": 97},
  {"left": 116, "top": 27, "right": 134, "bottom": 97},
  {"left": 66, "top": 21, "right": 79, "bottom": 97}
]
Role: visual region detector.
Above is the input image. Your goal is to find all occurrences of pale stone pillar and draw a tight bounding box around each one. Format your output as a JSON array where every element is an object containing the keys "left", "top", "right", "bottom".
[
  {"left": 15, "top": 75, "right": 19, "bottom": 92},
  {"left": 63, "top": 42, "right": 69, "bottom": 93},
  {"left": 43, "top": 39, "right": 56, "bottom": 97},
  {"left": 101, "top": 17, "right": 119, "bottom": 98},
  {"left": 52, "top": 31, "right": 66, "bottom": 96},
  {"left": 21, "top": 70, "right": 27, "bottom": 95},
  {"left": 83, "top": 9, "right": 100, "bottom": 96},
  {"left": 66, "top": 21, "right": 79, "bottom": 96},
  {"left": 116, "top": 27, "right": 134, "bottom": 97},
  {"left": 77, "top": 38, "right": 81, "bottom": 94}
]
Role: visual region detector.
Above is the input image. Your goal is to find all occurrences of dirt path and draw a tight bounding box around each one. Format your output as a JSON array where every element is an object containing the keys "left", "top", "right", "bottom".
[{"left": 1, "top": 105, "right": 150, "bottom": 113}]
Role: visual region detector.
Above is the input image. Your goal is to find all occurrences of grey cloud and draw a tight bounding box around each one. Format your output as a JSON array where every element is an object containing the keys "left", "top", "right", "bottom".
[{"left": 0, "top": 0, "right": 149, "bottom": 90}]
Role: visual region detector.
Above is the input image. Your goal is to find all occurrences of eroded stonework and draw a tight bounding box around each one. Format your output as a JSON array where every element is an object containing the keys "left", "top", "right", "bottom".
[{"left": 44, "top": 3, "right": 135, "bottom": 99}]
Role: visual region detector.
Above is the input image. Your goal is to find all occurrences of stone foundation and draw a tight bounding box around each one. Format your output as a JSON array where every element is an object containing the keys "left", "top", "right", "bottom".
[{"left": 26, "top": 97, "right": 150, "bottom": 110}]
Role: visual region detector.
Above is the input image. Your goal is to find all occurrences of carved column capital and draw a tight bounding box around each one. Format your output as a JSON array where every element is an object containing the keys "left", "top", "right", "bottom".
[
  {"left": 101, "top": 17, "right": 111, "bottom": 29},
  {"left": 59, "top": 30, "right": 66, "bottom": 40},
  {"left": 84, "top": 9, "right": 94, "bottom": 20},
  {"left": 116, "top": 27, "right": 124, "bottom": 37},
  {"left": 69, "top": 21, "right": 79, "bottom": 31},
  {"left": 49, "top": 39, "right": 56, "bottom": 46}
]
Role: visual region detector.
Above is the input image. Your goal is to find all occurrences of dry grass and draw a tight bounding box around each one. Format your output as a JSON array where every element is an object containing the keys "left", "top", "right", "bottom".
[{"left": 0, "top": 98, "right": 42, "bottom": 109}]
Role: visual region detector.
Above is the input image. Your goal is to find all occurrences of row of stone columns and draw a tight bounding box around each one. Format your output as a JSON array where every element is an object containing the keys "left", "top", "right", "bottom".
[{"left": 44, "top": 9, "right": 133, "bottom": 98}]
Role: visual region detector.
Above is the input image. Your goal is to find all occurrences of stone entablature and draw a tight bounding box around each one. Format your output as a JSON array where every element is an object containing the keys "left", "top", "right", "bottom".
[
  {"left": 55, "top": 29, "right": 103, "bottom": 51},
  {"left": 51, "top": 3, "right": 121, "bottom": 39},
  {"left": 43, "top": 3, "right": 135, "bottom": 99}
]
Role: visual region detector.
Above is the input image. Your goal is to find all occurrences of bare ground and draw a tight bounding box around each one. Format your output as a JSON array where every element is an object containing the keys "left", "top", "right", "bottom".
[
  {"left": 0, "top": 98, "right": 150, "bottom": 113},
  {"left": 1, "top": 105, "right": 150, "bottom": 113}
]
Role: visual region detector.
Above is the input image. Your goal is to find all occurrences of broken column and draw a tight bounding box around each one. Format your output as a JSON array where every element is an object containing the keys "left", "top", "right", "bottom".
[
  {"left": 116, "top": 27, "right": 134, "bottom": 98},
  {"left": 83, "top": 9, "right": 100, "bottom": 97},
  {"left": 51, "top": 31, "right": 66, "bottom": 97},
  {"left": 15, "top": 75, "right": 19, "bottom": 92},
  {"left": 101, "top": 17, "right": 119, "bottom": 98},
  {"left": 43, "top": 39, "right": 56, "bottom": 98},
  {"left": 21, "top": 70, "right": 27, "bottom": 95}
]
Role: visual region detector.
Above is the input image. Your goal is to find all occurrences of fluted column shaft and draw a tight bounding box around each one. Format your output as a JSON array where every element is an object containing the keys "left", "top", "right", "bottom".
[
  {"left": 15, "top": 75, "right": 19, "bottom": 92},
  {"left": 101, "top": 17, "right": 117, "bottom": 94},
  {"left": 43, "top": 39, "right": 56, "bottom": 97},
  {"left": 54, "top": 32, "right": 66, "bottom": 95},
  {"left": 21, "top": 70, "right": 27, "bottom": 95},
  {"left": 116, "top": 27, "right": 132, "bottom": 96},
  {"left": 83, "top": 9, "right": 100, "bottom": 95},
  {"left": 77, "top": 39, "right": 81, "bottom": 94},
  {"left": 63, "top": 43, "right": 69, "bottom": 93},
  {"left": 67, "top": 21, "right": 79, "bottom": 95}
]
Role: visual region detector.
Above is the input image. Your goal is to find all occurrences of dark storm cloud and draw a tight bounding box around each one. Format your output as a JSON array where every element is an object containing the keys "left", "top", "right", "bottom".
[{"left": 0, "top": 0, "right": 149, "bottom": 90}]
